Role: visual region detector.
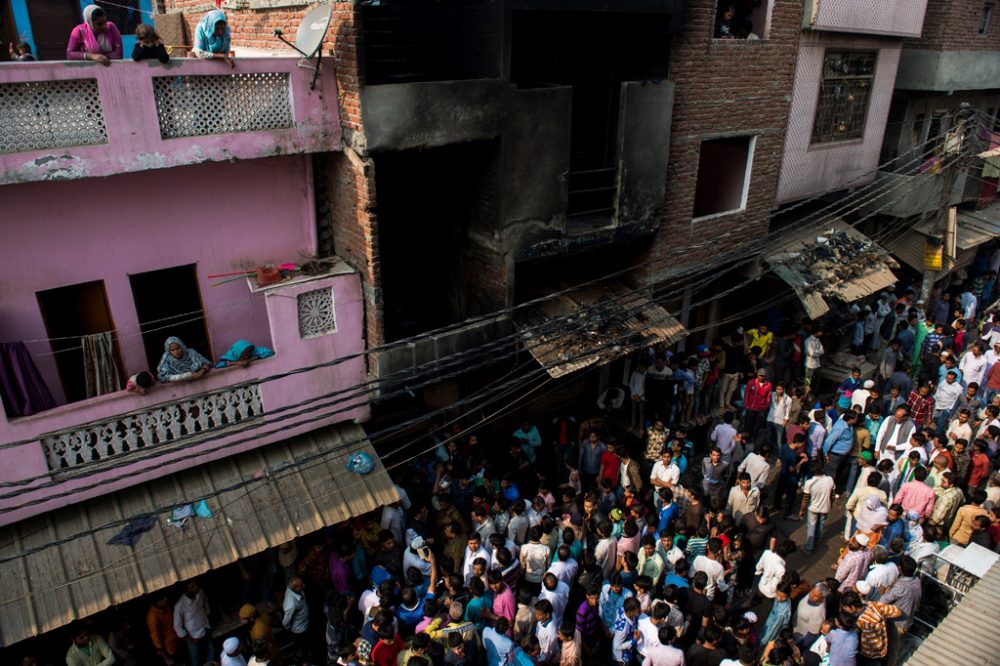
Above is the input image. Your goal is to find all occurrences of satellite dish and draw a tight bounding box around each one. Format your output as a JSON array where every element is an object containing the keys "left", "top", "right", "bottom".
[
  {"left": 297, "top": 4, "right": 333, "bottom": 59},
  {"left": 274, "top": 4, "right": 333, "bottom": 90}
]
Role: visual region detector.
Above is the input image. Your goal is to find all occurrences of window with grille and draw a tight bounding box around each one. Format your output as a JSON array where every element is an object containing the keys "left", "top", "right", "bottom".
[
  {"left": 811, "top": 51, "right": 877, "bottom": 145},
  {"left": 97, "top": 0, "right": 142, "bottom": 35}
]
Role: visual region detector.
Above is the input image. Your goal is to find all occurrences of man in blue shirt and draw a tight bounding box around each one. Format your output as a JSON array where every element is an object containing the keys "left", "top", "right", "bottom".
[
  {"left": 823, "top": 411, "right": 857, "bottom": 495},
  {"left": 826, "top": 612, "right": 859, "bottom": 665},
  {"left": 483, "top": 618, "right": 514, "bottom": 666},
  {"left": 657, "top": 488, "right": 679, "bottom": 533}
]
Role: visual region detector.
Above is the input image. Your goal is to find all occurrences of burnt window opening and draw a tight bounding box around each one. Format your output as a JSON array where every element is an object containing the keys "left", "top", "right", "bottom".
[
  {"left": 692, "top": 136, "right": 755, "bottom": 219},
  {"left": 511, "top": 10, "right": 671, "bottom": 225},
  {"left": 361, "top": 0, "right": 501, "bottom": 85},
  {"left": 811, "top": 50, "right": 877, "bottom": 145},
  {"left": 374, "top": 141, "right": 501, "bottom": 342},
  {"left": 129, "top": 265, "right": 212, "bottom": 373},
  {"left": 513, "top": 241, "right": 648, "bottom": 305},
  {"left": 36, "top": 280, "right": 125, "bottom": 404},
  {"left": 714, "top": 0, "right": 770, "bottom": 40}
]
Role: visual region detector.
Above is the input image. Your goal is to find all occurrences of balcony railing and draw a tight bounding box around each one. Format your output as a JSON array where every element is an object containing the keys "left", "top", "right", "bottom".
[
  {"left": 0, "top": 264, "right": 368, "bottom": 527},
  {"left": 0, "top": 57, "right": 341, "bottom": 185},
  {"left": 41, "top": 383, "right": 263, "bottom": 472}
]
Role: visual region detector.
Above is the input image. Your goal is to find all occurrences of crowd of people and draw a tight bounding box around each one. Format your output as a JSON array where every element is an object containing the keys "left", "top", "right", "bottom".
[{"left": 49, "top": 270, "right": 1000, "bottom": 666}]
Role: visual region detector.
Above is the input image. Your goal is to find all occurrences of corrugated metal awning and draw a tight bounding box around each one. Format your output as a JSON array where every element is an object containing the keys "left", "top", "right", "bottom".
[
  {"left": 885, "top": 210, "right": 1000, "bottom": 274},
  {"left": 765, "top": 222, "right": 898, "bottom": 319},
  {"left": 515, "top": 283, "right": 685, "bottom": 378},
  {"left": 0, "top": 423, "right": 397, "bottom": 647},
  {"left": 906, "top": 551, "right": 1000, "bottom": 666}
]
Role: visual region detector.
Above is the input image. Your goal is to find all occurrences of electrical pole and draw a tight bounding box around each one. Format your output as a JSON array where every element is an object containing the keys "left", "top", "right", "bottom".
[{"left": 920, "top": 105, "right": 971, "bottom": 303}]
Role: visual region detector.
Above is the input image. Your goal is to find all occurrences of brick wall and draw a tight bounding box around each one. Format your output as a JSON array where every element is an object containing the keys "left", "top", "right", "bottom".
[
  {"left": 162, "top": 0, "right": 383, "bottom": 347},
  {"left": 642, "top": 0, "right": 803, "bottom": 279},
  {"left": 162, "top": 1, "right": 364, "bottom": 141},
  {"left": 904, "top": 0, "right": 1000, "bottom": 51}
]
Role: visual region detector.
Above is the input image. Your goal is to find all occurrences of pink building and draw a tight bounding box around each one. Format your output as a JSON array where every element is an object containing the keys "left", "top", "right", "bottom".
[
  {"left": 0, "top": 57, "right": 397, "bottom": 647},
  {"left": 776, "top": 0, "right": 929, "bottom": 203}
]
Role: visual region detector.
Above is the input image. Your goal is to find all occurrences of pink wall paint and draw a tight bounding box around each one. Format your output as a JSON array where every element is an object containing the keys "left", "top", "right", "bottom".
[
  {"left": 0, "top": 57, "right": 341, "bottom": 185},
  {"left": 807, "top": 0, "right": 927, "bottom": 38},
  {"left": 777, "top": 34, "right": 902, "bottom": 204},
  {"left": 0, "top": 158, "right": 370, "bottom": 525}
]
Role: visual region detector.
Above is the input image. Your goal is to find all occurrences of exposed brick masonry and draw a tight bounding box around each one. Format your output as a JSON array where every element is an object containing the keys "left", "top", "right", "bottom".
[
  {"left": 904, "top": 0, "right": 1000, "bottom": 51},
  {"left": 642, "top": 0, "right": 803, "bottom": 279}
]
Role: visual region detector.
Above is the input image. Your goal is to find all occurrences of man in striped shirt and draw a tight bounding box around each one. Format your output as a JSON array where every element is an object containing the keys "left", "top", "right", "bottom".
[{"left": 847, "top": 582, "right": 902, "bottom": 664}]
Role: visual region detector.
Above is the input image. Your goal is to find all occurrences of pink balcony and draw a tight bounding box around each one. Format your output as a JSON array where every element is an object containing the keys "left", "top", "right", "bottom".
[
  {"left": 0, "top": 56, "right": 341, "bottom": 185},
  {"left": 0, "top": 263, "right": 369, "bottom": 528},
  {"left": 803, "top": 0, "right": 927, "bottom": 38}
]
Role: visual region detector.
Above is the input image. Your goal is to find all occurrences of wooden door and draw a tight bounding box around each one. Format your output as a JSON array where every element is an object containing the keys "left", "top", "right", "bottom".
[{"left": 28, "top": 0, "right": 80, "bottom": 61}]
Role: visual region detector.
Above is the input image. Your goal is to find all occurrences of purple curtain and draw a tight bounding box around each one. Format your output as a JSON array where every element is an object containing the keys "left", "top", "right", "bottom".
[{"left": 0, "top": 342, "right": 56, "bottom": 418}]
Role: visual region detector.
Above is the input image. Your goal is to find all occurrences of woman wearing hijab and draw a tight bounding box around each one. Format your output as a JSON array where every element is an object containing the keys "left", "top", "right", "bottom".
[
  {"left": 157, "top": 336, "right": 212, "bottom": 383},
  {"left": 192, "top": 10, "right": 234, "bottom": 67},
  {"left": 67, "top": 6, "right": 123, "bottom": 65}
]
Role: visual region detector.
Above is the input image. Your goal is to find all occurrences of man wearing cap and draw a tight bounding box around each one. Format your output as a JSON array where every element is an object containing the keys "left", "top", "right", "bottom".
[
  {"left": 743, "top": 369, "right": 773, "bottom": 442},
  {"left": 238, "top": 604, "right": 275, "bottom": 663},
  {"left": 834, "top": 533, "right": 872, "bottom": 592},
  {"left": 220, "top": 637, "right": 245, "bottom": 666},
  {"left": 851, "top": 380, "right": 875, "bottom": 412}
]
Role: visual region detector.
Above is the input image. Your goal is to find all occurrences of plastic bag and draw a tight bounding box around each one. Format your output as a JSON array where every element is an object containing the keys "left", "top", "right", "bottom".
[{"left": 346, "top": 451, "right": 374, "bottom": 475}]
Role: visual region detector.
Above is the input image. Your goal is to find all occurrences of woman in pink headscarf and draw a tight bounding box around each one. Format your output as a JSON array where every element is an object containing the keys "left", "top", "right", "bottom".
[{"left": 67, "top": 6, "right": 123, "bottom": 65}]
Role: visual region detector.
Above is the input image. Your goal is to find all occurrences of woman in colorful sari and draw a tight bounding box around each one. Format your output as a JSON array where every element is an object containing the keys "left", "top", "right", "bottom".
[
  {"left": 191, "top": 10, "right": 234, "bottom": 67},
  {"left": 157, "top": 336, "right": 212, "bottom": 383},
  {"left": 67, "top": 6, "right": 123, "bottom": 65}
]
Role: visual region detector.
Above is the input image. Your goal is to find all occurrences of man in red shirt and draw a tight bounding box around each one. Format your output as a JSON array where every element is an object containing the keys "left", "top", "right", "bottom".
[
  {"left": 968, "top": 440, "right": 992, "bottom": 492},
  {"left": 743, "top": 369, "right": 773, "bottom": 443},
  {"left": 906, "top": 383, "right": 935, "bottom": 427},
  {"left": 598, "top": 441, "right": 621, "bottom": 489},
  {"left": 371, "top": 625, "right": 403, "bottom": 666}
]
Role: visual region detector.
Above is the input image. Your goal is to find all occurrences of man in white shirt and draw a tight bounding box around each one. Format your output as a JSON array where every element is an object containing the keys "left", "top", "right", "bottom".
[
  {"left": 875, "top": 406, "right": 916, "bottom": 461},
  {"left": 174, "top": 581, "right": 211, "bottom": 666},
  {"left": 539, "top": 573, "right": 570, "bottom": 624},
  {"left": 738, "top": 447, "right": 772, "bottom": 490},
  {"left": 462, "top": 534, "right": 492, "bottom": 585},
  {"left": 641, "top": 625, "right": 685, "bottom": 666},
  {"left": 534, "top": 600, "right": 559, "bottom": 661},
  {"left": 960, "top": 344, "right": 988, "bottom": 388},
  {"left": 546, "top": 546, "right": 578, "bottom": 586},
  {"left": 725, "top": 472, "right": 761, "bottom": 522},
  {"left": 630, "top": 362, "right": 647, "bottom": 432},
  {"left": 862, "top": 546, "right": 899, "bottom": 602},
  {"left": 649, "top": 449, "right": 681, "bottom": 511},
  {"left": 933, "top": 370, "right": 964, "bottom": 432},
  {"left": 636, "top": 602, "right": 669, "bottom": 658},
  {"left": 851, "top": 380, "right": 874, "bottom": 411},
  {"left": 804, "top": 330, "right": 825, "bottom": 384},
  {"left": 800, "top": 461, "right": 835, "bottom": 554},
  {"left": 692, "top": 538, "right": 730, "bottom": 600},
  {"left": 519, "top": 526, "right": 551, "bottom": 590},
  {"left": 766, "top": 386, "right": 793, "bottom": 449},
  {"left": 947, "top": 409, "right": 974, "bottom": 443}
]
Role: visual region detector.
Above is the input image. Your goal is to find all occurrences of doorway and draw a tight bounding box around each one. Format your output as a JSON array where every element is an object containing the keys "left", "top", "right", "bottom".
[
  {"left": 27, "top": 0, "right": 81, "bottom": 60},
  {"left": 129, "top": 265, "right": 212, "bottom": 372},
  {"left": 36, "top": 280, "right": 124, "bottom": 403}
]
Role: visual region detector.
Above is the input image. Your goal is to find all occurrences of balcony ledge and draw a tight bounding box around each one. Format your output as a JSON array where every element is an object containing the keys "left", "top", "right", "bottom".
[{"left": 0, "top": 56, "right": 342, "bottom": 185}]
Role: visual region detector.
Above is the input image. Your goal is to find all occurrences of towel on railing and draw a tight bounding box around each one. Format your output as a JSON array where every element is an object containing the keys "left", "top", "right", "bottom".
[
  {"left": 0, "top": 342, "right": 56, "bottom": 417},
  {"left": 82, "top": 332, "right": 122, "bottom": 399}
]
